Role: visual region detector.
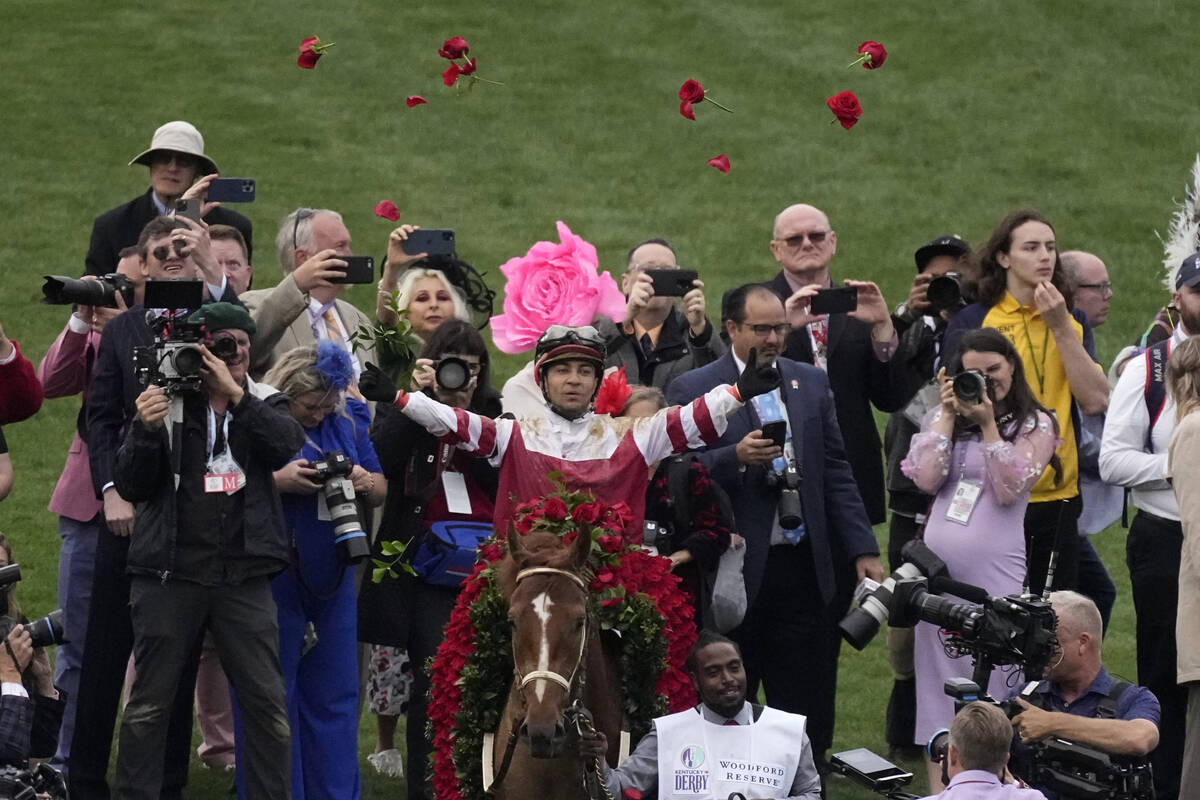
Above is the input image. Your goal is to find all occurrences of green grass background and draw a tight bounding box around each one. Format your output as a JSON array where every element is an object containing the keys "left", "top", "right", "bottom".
[{"left": 2, "top": 0, "right": 1199, "bottom": 796}]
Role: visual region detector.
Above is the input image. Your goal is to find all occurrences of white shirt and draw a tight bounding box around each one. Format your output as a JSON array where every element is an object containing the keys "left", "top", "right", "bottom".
[{"left": 1098, "top": 325, "right": 1188, "bottom": 520}]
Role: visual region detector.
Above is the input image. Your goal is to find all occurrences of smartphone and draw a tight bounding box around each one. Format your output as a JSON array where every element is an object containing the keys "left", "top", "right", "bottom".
[
  {"left": 645, "top": 268, "right": 699, "bottom": 297},
  {"left": 206, "top": 178, "right": 256, "bottom": 203},
  {"left": 809, "top": 286, "right": 858, "bottom": 315},
  {"left": 173, "top": 198, "right": 204, "bottom": 223},
  {"left": 760, "top": 420, "right": 787, "bottom": 449},
  {"left": 830, "top": 748, "right": 913, "bottom": 788},
  {"left": 401, "top": 229, "right": 456, "bottom": 259},
  {"left": 329, "top": 255, "right": 375, "bottom": 284}
]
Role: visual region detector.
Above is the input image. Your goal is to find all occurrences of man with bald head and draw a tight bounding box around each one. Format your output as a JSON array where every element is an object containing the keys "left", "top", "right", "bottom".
[
  {"left": 766, "top": 203, "right": 910, "bottom": 525},
  {"left": 1063, "top": 251, "right": 1113, "bottom": 327}
]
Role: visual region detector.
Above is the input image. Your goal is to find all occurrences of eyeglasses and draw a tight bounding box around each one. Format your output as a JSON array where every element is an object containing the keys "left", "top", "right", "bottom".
[
  {"left": 742, "top": 323, "right": 792, "bottom": 338},
  {"left": 150, "top": 152, "right": 198, "bottom": 169},
  {"left": 151, "top": 239, "right": 189, "bottom": 261},
  {"left": 292, "top": 207, "right": 315, "bottom": 253},
  {"left": 776, "top": 231, "right": 830, "bottom": 249},
  {"left": 1077, "top": 282, "right": 1113, "bottom": 294}
]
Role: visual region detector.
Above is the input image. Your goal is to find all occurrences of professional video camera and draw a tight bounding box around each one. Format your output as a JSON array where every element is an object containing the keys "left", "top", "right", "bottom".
[
  {"left": 0, "top": 761, "right": 68, "bottom": 800},
  {"left": 840, "top": 540, "right": 1058, "bottom": 692},
  {"left": 131, "top": 279, "right": 219, "bottom": 395},
  {"left": 41, "top": 273, "right": 136, "bottom": 308},
  {"left": 309, "top": 451, "right": 370, "bottom": 565},
  {"left": 0, "top": 564, "right": 67, "bottom": 649}
]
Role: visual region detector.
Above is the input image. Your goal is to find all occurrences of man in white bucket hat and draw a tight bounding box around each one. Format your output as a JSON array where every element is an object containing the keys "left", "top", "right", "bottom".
[{"left": 85, "top": 120, "right": 252, "bottom": 276}]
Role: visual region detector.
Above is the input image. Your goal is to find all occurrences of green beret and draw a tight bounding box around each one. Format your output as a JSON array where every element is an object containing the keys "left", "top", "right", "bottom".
[{"left": 187, "top": 302, "right": 256, "bottom": 336}]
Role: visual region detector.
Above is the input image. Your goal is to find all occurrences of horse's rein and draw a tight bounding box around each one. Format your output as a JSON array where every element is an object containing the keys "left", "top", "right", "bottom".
[{"left": 513, "top": 567, "right": 590, "bottom": 697}]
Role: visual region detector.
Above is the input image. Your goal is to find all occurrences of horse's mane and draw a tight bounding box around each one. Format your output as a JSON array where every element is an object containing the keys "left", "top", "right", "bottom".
[{"left": 495, "top": 528, "right": 587, "bottom": 598}]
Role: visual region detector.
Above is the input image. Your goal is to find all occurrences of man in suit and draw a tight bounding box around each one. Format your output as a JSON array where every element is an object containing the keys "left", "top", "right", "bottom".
[
  {"left": 668, "top": 283, "right": 883, "bottom": 770},
  {"left": 85, "top": 120, "right": 253, "bottom": 276},
  {"left": 73, "top": 215, "right": 239, "bottom": 800},
  {"left": 240, "top": 207, "right": 388, "bottom": 381},
  {"left": 766, "top": 203, "right": 910, "bottom": 524}
]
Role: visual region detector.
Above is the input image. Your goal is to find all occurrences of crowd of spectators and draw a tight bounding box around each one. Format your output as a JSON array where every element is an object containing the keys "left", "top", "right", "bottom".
[{"left": 1, "top": 117, "right": 1198, "bottom": 800}]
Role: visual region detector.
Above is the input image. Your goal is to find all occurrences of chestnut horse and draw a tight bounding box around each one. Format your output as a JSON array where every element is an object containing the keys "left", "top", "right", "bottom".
[{"left": 486, "top": 529, "right": 624, "bottom": 800}]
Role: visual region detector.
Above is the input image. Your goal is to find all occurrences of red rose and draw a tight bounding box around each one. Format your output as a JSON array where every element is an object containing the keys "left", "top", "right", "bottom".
[
  {"left": 678, "top": 79, "right": 705, "bottom": 103},
  {"left": 572, "top": 501, "right": 603, "bottom": 525},
  {"left": 857, "top": 40, "right": 887, "bottom": 69},
  {"left": 442, "top": 63, "right": 462, "bottom": 87},
  {"left": 374, "top": 200, "right": 401, "bottom": 221},
  {"left": 706, "top": 154, "right": 731, "bottom": 174},
  {"left": 439, "top": 36, "right": 470, "bottom": 60},
  {"left": 459, "top": 57, "right": 477, "bottom": 76},
  {"left": 405, "top": 95, "right": 427, "bottom": 108},
  {"left": 826, "top": 91, "right": 863, "bottom": 130},
  {"left": 542, "top": 497, "right": 569, "bottom": 521},
  {"left": 679, "top": 101, "right": 696, "bottom": 121},
  {"left": 297, "top": 36, "right": 326, "bottom": 69},
  {"left": 514, "top": 515, "right": 535, "bottom": 535}
]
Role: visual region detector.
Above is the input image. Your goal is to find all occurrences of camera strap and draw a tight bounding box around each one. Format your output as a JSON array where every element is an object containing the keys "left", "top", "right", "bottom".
[{"left": 204, "top": 406, "right": 245, "bottom": 495}]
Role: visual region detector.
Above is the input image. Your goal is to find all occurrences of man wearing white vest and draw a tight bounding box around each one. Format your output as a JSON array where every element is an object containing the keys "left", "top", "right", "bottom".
[{"left": 581, "top": 631, "right": 822, "bottom": 800}]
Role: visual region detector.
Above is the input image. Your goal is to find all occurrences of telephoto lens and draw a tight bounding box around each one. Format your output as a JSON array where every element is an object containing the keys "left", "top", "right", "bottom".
[
  {"left": 925, "top": 271, "right": 964, "bottom": 313},
  {"left": 952, "top": 369, "right": 987, "bottom": 404},
  {"left": 434, "top": 357, "right": 472, "bottom": 391},
  {"left": 927, "top": 729, "right": 950, "bottom": 765},
  {"left": 27, "top": 608, "right": 67, "bottom": 648}
]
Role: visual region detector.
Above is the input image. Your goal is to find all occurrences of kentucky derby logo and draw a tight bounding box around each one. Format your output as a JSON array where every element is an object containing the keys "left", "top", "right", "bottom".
[{"left": 680, "top": 745, "right": 705, "bottom": 769}]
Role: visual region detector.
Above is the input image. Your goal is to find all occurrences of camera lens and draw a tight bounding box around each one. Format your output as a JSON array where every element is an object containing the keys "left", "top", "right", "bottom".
[
  {"left": 169, "top": 344, "right": 205, "bottom": 377},
  {"left": 952, "top": 370, "right": 987, "bottom": 404},
  {"left": 27, "top": 608, "right": 67, "bottom": 648},
  {"left": 435, "top": 357, "right": 471, "bottom": 391},
  {"left": 926, "top": 274, "right": 963, "bottom": 312},
  {"left": 208, "top": 336, "right": 239, "bottom": 363}
]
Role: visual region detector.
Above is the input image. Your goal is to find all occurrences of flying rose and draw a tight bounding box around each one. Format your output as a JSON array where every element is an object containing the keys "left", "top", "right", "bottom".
[
  {"left": 489, "top": 221, "right": 627, "bottom": 354},
  {"left": 706, "top": 154, "right": 731, "bottom": 174},
  {"left": 438, "top": 36, "right": 470, "bottom": 60},
  {"left": 297, "top": 36, "right": 334, "bottom": 69},
  {"left": 405, "top": 95, "right": 427, "bottom": 108},
  {"left": 374, "top": 200, "right": 401, "bottom": 222},
  {"left": 677, "top": 78, "right": 732, "bottom": 120},
  {"left": 826, "top": 90, "right": 863, "bottom": 129},
  {"left": 850, "top": 40, "right": 887, "bottom": 69},
  {"left": 459, "top": 57, "right": 477, "bottom": 76}
]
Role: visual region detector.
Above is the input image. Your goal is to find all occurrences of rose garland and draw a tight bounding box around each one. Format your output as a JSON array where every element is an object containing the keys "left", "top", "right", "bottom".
[{"left": 428, "top": 480, "right": 698, "bottom": 800}]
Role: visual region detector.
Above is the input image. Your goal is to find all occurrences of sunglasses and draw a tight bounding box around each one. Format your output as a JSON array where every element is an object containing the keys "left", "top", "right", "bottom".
[
  {"left": 778, "top": 231, "right": 830, "bottom": 248},
  {"left": 151, "top": 239, "right": 189, "bottom": 261},
  {"left": 292, "top": 207, "right": 315, "bottom": 253}
]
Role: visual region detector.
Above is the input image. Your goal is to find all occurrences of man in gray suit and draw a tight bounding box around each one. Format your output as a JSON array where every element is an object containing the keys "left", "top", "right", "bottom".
[{"left": 241, "top": 207, "right": 386, "bottom": 381}]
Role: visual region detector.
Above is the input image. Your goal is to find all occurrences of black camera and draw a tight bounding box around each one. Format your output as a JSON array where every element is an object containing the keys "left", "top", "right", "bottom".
[
  {"left": 765, "top": 460, "right": 803, "bottom": 530},
  {"left": 0, "top": 564, "right": 68, "bottom": 649},
  {"left": 434, "top": 357, "right": 473, "bottom": 391},
  {"left": 952, "top": 369, "right": 988, "bottom": 404},
  {"left": 133, "top": 313, "right": 208, "bottom": 395},
  {"left": 42, "top": 273, "right": 136, "bottom": 308},
  {"left": 926, "top": 271, "right": 966, "bottom": 314},
  {"left": 309, "top": 451, "right": 370, "bottom": 565}
]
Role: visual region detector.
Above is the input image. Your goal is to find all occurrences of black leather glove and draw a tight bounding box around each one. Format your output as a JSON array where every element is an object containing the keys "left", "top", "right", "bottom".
[
  {"left": 359, "top": 362, "right": 399, "bottom": 404},
  {"left": 735, "top": 347, "right": 781, "bottom": 401}
]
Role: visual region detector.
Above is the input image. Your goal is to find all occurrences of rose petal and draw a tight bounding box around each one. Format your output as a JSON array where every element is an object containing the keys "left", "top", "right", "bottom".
[
  {"left": 679, "top": 100, "right": 695, "bottom": 121},
  {"left": 442, "top": 63, "right": 461, "bottom": 87},
  {"left": 297, "top": 50, "right": 321, "bottom": 69},
  {"left": 374, "top": 200, "right": 401, "bottom": 222},
  {"left": 459, "top": 57, "right": 477, "bottom": 76},
  {"left": 405, "top": 95, "right": 427, "bottom": 108},
  {"left": 706, "top": 154, "right": 731, "bottom": 174}
]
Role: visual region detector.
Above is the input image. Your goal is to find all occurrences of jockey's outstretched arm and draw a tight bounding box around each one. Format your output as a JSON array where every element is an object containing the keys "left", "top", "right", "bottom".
[
  {"left": 391, "top": 390, "right": 513, "bottom": 464},
  {"left": 630, "top": 383, "right": 744, "bottom": 464}
]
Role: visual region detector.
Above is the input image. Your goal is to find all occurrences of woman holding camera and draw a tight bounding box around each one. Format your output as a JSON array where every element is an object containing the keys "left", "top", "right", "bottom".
[
  {"left": 901, "top": 327, "right": 1059, "bottom": 785},
  {"left": 357, "top": 318, "right": 499, "bottom": 796},
  {"left": 237, "top": 343, "right": 385, "bottom": 800}
]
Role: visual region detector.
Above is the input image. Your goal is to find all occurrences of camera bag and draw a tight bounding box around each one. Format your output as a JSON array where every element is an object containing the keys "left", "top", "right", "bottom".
[{"left": 412, "top": 520, "right": 494, "bottom": 587}]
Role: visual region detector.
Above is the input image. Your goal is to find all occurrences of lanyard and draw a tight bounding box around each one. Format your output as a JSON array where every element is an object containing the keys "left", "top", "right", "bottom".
[
  {"left": 206, "top": 406, "right": 231, "bottom": 462},
  {"left": 1019, "top": 308, "right": 1050, "bottom": 396}
]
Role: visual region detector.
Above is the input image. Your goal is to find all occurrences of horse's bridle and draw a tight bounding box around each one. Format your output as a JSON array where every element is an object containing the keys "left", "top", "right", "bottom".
[{"left": 512, "top": 567, "right": 590, "bottom": 699}]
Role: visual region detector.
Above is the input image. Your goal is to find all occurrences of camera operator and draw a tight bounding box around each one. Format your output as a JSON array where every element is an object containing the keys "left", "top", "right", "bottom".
[
  {"left": 883, "top": 234, "right": 973, "bottom": 755},
  {"left": 247, "top": 342, "right": 385, "bottom": 798},
  {"left": 1010, "top": 592, "right": 1159, "bottom": 794},
  {"left": 921, "top": 702, "right": 1047, "bottom": 800},
  {"left": 113, "top": 302, "right": 303, "bottom": 799},
  {"left": 594, "top": 237, "right": 725, "bottom": 390},
  {"left": 902, "top": 327, "right": 1060, "bottom": 789},
  {"left": 36, "top": 247, "right": 142, "bottom": 775}
]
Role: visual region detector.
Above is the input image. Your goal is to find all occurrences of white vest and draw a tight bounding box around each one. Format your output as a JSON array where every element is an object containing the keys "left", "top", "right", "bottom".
[{"left": 654, "top": 706, "right": 808, "bottom": 800}]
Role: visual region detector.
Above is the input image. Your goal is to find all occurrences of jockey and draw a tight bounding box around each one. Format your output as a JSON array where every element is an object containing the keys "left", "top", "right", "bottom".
[
  {"left": 359, "top": 325, "right": 780, "bottom": 538},
  {"left": 581, "top": 631, "right": 822, "bottom": 800}
]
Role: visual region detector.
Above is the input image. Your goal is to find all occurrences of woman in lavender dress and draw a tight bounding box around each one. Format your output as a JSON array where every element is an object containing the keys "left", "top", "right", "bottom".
[{"left": 902, "top": 328, "right": 1059, "bottom": 786}]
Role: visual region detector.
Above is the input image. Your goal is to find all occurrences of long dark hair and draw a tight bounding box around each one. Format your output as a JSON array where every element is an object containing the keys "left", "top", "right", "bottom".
[
  {"left": 421, "top": 318, "right": 496, "bottom": 413},
  {"left": 974, "top": 209, "right": 1072, "bottom": 309},
  {"left": 946, "top": 328, "right": 1062, "bottom": 484}
]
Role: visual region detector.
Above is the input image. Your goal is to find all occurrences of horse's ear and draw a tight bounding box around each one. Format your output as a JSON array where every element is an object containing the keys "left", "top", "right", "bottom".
[
  {"left": 568, "top": 525, "right": 592, "bottom": 570},
  {"left": 508, "top": 525, "right": 529, "bottom": 566}
]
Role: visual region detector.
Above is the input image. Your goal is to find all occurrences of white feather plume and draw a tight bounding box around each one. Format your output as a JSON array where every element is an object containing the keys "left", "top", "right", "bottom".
[{"left": 1159, "top": 154, "right": 1200, "bottom": 291}]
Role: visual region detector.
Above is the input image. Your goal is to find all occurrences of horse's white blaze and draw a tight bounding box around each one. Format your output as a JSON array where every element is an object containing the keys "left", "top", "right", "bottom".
[{"left": 531, "top": 591, "right": 554, "bottom": 702}]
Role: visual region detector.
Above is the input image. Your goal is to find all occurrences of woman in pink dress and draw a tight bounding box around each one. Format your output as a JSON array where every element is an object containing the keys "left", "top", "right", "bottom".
[{"left": 901, "top": 327, "right": 1059, "bottom": 787}]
